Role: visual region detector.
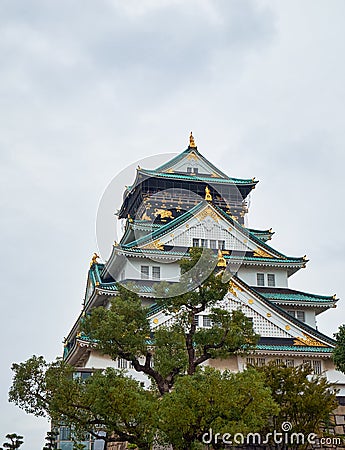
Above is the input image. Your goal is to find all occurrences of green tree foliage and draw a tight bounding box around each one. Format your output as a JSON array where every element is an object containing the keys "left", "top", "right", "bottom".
[
  {"left": 82, "top": 248, "right": 259, "bottom": 394},
  {"left": 42, "top": 430, "right": 58, "bottom": 449},
  {"left": 255, "top": 362, "right": 338, "bottom": 450},
  {"left": 0, "top": 434, "right": 24, "bottom": 450},
  {"left": 9, "top": 359, "right": 156, "bottom": 450},
  {"left": 158, "top": 367, "right": 278, "bottom": 449},
  {"left": 333, "top": 325, "right": 345, "bottom": 373}
]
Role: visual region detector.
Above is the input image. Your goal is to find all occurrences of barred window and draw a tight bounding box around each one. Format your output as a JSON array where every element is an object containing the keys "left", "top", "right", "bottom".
[
  {"left": 257, "top": 273, "right": 265, "bottom": 286},
  {"left": 152, "top": 266, "right": 161, "bottom": 280},
  {"left": 285, "top": 359, "right": 295, "bottom": 367},
  {"left": 117, "top": 358, "right": 128, "bottom": 369},
  {"left": 141, "top": 266, "right": 149, "bottom": 280},
  {"left": 200, "top": 239, "right": 207, "bottom": 247},
  {"left": 192, "top": 238, "right": 200, "bottom": 247},
  {"left": 194, "top": 316, "right": 199, "bottom": 327},
  {"left": 59, "top": 427, "right": 71, "bottom": 441},
  {"left": 203, "top": 316, "right": 212, "bottom": 327},
  {"left": 296, "top": 310, "right": 305, "bottom": 322},
  {"left": 210, "top": 239, "right": 217, "bottom": 249},
  {"left": 218, "top": 240, "right": 225, "bottom": 250},
  {"left": 267, "top": 274, "right": 276, "bottom": 287},
  {"left": 246, "top": 357, "right": 256, "bottom": 366},
  {"left": 313, "top": 360, "right": 322, "bottom": 375}
]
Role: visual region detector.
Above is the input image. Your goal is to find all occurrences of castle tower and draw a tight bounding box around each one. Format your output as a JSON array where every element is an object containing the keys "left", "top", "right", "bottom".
[{"left": 59, "top": 134, "right": 345, "bottom": 449}]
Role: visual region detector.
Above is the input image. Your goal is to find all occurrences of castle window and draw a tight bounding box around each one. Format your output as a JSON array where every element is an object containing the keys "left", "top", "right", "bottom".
[
  {"left": 218, "top": 240, "right": 225, "bottom": 250},
  {"left": 200, "top": 239, "right": 207, "bottom": 247},
  {"left": 257, "top": 358, "right": 266, "bottom": 367},
  {"left": 257, "top": 273, "right": 265, "bottom": 286},
  {"left": 296, "top": 310, "right": 305, "bottom": 322},
  {"left": 59, "top": 426, "right": 71, "bottom": 441},
  {"left": 187, "top": 167, "right": 192, "bottom": 173},
  {"left": 192, "top": 238, "right": 200, "bottom": 247},
  {"left": 246, "top": 357, "right": 256, "bottom": 366},
  {"left": 287, "top": 310, "right": 305, "bottom": 323},
  {"left": 194, "top": 316, "right": 199, "bottom": 327},
  {"left": 303, "top": 359, "right": 321, "bottom": 374},
  {"left": 152, "top": 266, "right": 161, "bottom": 280},
  {"left": 193, "top": 168, "right": 199, "bottom": 174},
  {"left": 267, "top": 273, "right": 276, "bottom": 286},
  {"left": 141, "top": 266, "right": 149, "bottom": 279},
  {"left": 118, "top": 358, "right": 128, "bottom": 369},
  {"left": 313, "top": 360, "right": 322, "bottom": 375},
  {"left": 285, "top": 359, "right": 295, "bottom": 367},
  {"left": 210, "top": 240, "right": 217, "bottom": 249},
  {"left": 203, "top": 316, "right": 212, "bottom": 327}
]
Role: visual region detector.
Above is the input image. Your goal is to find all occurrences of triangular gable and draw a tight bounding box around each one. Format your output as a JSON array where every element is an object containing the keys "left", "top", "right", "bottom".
[
  {"left": 228, "top": 277, "right": 334, "bottom": 347},
  {"left": 147, "top": 277, "right": 333, "bottom": 349},
  {"left": 136, "top": 202, "right": 282, "bottom": 260},
  {"left": 155, "top": 148, "right": 229, "bottom": 179}
]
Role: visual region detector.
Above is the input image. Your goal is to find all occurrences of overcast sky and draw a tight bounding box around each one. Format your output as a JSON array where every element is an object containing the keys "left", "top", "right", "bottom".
[{"left": 1, "top": 1, "right": 345, "bottom": 448}]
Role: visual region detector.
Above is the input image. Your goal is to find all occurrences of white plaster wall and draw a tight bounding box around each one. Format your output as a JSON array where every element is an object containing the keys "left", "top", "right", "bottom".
[
  {"left": 123, "top": 258, "right": 180, "bottom": 282},
  {"left": 237, "top": 267, "right": 288, "bottom": 287},
  {"left": 304, "top": 310, "right": 316, "bottom": 327},
  {"left": 86, "top": 352, "right": 151, "bottom": 387}
]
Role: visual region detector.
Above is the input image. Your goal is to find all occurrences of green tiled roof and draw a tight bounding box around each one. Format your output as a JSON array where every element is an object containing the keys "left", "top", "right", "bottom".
[
  {"left": 256, "top": 344, "right": 333, "bottom": 353},
  {"left": 259, "top": 291, "right": 335, "bottom": 303},
  {"left": 140, "top": 168, "right": 256, "bottom": 185},
  {"left": 224, "top": 255, "right": 304, "bottom": 264}
]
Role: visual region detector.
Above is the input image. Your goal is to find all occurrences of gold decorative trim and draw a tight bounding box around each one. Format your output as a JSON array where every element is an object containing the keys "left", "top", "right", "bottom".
[
  {"left": 142, "top": 239, "right": 164, "bottom": 250},
  {"left": 294, "top": 332, "right": 326, "bottom": 347},
  {"left": 228, "top": 281, "right": 238, "bottom": 297},
  {"left": 217, "top": 249, "right": 226, "bottom": 267},
  {"left": 90, "top": 252, "right": 99, "bottom": 267},
  {"left": 205, "top": 186, "right": 212, "bottom": 202},
  {"left": 189, "top": 132, "right": 197, "bottom": 148},
  {"left": 285, "top": 325, "right": 291, "bottom": 331},
  {"left": 248, "top": 299, "right": 254, "bottom": 305},
  {"left": 253, "top": 248, "right": 274, "bottom": 258},
  {"left": 195, "top": 206, "right": 219, "bottom": 223}
]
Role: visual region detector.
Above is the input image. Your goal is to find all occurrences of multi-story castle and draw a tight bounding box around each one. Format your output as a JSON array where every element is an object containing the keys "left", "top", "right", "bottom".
[{"left": 59, "top": 134, "right": 345, "bottom": 449}]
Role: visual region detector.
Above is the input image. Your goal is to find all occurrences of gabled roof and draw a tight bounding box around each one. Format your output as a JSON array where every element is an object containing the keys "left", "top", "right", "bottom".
[
  {"left": 155, "top": 146, "right": 231, "bottom": 179},
  {"left": 138, "top": 168, "right": 256, "bottom": 186},
  {"left": 120, "top": 201, "right": 305, "bottom": 267},
  {"left": 231, "top": 276, "right": 336, "bottom": 348}
]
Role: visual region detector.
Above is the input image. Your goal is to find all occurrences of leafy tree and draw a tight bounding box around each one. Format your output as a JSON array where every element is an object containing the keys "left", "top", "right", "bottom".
[
  {"left": 254, "top": 362, "right": 338, "bottom": 450},
  {"left": 42, "top": 430, "right": 58, "bottom": 449},
  {"left": 82, "top": 248, "right": 259, "bottom": 395},
  {"left": 333, "top": 324, "right": 345, "bottom": 373},
  {"left": 9, "top": 358, "right": 156, "bottom": 450},
  {"left": 9, "top": 249, "right": 260, "bottom": 449},
  {"left": 0, "top": 434, "right": 24, "bottom": 450},
  {"left": 157, "top": 366, "right": 278, "bottom": 450}
]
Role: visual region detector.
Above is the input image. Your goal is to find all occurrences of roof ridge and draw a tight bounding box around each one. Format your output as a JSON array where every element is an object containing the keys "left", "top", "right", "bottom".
[{"left": 140, "top": 168, "right": 255, "bottom": 184}]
